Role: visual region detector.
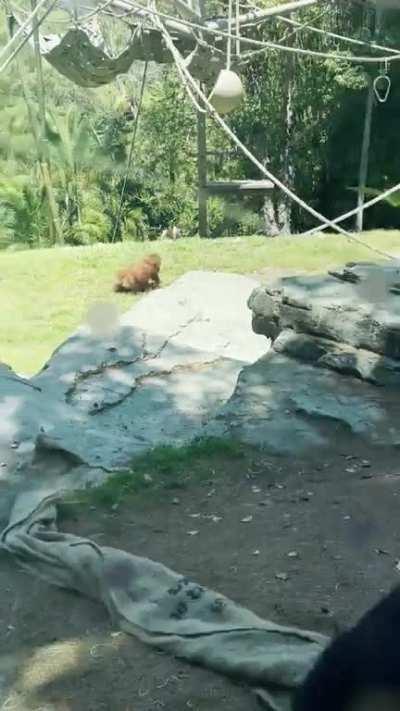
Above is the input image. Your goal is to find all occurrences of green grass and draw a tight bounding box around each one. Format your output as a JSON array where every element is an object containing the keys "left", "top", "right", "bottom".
[
  {"left": 1, "top": 230, "right": 399, "bottom": 374},
  {"left": 62, "top": 437, "right": 246, "bottom": 511}
]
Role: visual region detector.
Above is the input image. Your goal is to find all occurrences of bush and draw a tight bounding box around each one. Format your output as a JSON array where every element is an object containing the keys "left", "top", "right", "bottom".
[
  {"left": 65, "top": 190, "right": 112, "bottom": 245},
  {"left": 0, "top": 171, "right": 47, "bottom": 248},
  {"left": 122, "top": 207, "right": 149, "bottom": 241}
]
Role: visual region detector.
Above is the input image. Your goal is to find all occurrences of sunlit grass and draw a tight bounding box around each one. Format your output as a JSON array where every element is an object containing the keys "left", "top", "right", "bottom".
[{"left": 1, "top": 230, "right": 399, "bottom": 374}]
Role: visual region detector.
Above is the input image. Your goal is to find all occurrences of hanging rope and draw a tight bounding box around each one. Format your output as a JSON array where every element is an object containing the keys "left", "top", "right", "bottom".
[
  {"left": 0, "top": 0, "right": 49, "bottom": 62},
  {"left": 303, "top": 182, "right": 400, "bottom": 242},
  {"left": 111, "top": 60, "right": 148, "bottom": 243},
  {"left": 226, "top": 0, "right": 233, "bottom": 70},
  {"left": 0, "top": 0, "right": 59, "bottom": 74},
  {"left": 3, "top": 0, "right": 400, "bottom": 74},
  {"left": 155, "top": 16, "right": 351, "bottom": 237},
  {"left": 235, "top": 0, "right": 240, "bottom": 59},
  {"left": 277, "top": 15, "right": 400, "bottom": 57},
  {"left": 155, "top": 16, "right": 399, "bottom": 260},
  {"left": 118, "top": 0, "right": 400, "bottom": 66}
]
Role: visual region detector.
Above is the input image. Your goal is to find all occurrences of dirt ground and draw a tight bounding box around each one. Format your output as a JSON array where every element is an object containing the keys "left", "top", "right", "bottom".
[{"left": 2, "top": 437, "right": 400, "bottom": 710}]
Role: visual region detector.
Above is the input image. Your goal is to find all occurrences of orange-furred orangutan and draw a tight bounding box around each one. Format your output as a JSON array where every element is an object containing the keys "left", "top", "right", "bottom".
[{"left": 113, "top": 254, "right": 161, "bottom": 293}]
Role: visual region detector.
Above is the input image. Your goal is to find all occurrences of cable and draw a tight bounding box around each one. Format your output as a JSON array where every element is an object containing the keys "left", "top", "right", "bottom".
[
  {"left": 111, "top": 60, "right": 148, "bottom": 242},
  {"left": 278, "top": 15, "right": 400, "bottom": 57},
  {"left": 240, "top": 1, "right": 331, "bottom": 61},
  {"left": 154, "top": 16, "right": 353, "bottom": 237},
  {"left": 115, "top": 0, "right": 400, "bottom": 66},
  {"left": 156, "top": 16, "right": 399, "bottom": 260}
]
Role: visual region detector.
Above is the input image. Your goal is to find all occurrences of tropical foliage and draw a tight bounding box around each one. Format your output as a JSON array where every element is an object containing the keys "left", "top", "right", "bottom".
[{"left": 1, "top": 2, "right": 400, "bottom": 247}]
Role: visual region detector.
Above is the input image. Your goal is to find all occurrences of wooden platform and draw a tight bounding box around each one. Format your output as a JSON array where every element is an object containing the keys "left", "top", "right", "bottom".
[{"left": 204, "top": 180, "right": 274, "bottom": 195}]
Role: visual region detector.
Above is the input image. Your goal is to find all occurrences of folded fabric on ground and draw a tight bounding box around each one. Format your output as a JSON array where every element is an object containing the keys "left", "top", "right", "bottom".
[{"left": 1, "top": 490, "right": 328, "bottom": 711}]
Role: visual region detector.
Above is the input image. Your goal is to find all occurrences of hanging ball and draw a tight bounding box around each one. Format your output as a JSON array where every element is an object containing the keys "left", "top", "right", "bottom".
[{"left": 209, "top": 69, "right": 245, "bottom": 115}]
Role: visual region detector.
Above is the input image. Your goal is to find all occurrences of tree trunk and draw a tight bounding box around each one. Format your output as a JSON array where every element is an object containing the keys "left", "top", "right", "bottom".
[{"left": 262, "top": 48, "right": 295, "bottom": 236}]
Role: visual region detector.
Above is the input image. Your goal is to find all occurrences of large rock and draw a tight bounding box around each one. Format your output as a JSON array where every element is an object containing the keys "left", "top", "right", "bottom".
[
  {"left": 0, "top": 272, "right": 266, "bottom": 522},
  {"left": 209, "top": 261, "right": 400, "bottom": 453},
  {"left": 249, "top": 262, "right": 400, "bottom": 360},
  {"left": 273, "top": 329, "right": 400, "bottom": 387},
  {"left": 207, "top": 350, "right": 400, "bottom": 454}
]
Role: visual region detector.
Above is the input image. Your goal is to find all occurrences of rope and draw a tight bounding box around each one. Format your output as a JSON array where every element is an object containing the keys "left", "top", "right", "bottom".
[
  {"left": 0, "top": 0, "right": 59, "bottom": 74},
  {"left": 118, "top": 0, "right": 400, "bottom": 66},
  {"left": 111, "top": 60, "right": 148, "bottom": 243},
  {"left": 154, "top": 16, "right": 354, "bottom": 239},
  {"left": 4, "top": 0, "right": 400, "bottom": 71},
  {"left": 156, "top": 17, "right": 400, "bottom": 261},
  {"left": 0, "top": 0, "right": 49, "bottom": 62},
  {"left": 303, "top": 182, "right": 400, "bottom": 241},
  {"left": 240, "top": 1, "right": 331, "bottom": 61},
  {"left": 235, "top": 0, "right": 240, "bottom": 59},
  {"left": 10, "top": 0, "right": 117, "bottom": 26}
]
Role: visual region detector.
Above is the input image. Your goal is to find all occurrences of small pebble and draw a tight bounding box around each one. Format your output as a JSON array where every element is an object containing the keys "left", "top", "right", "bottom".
[
  {"left": 172, "top": 497, "right": 180, "bottom": 505},
  {"left": 187, "top": 530, "right": 199, "bottom": 536},
  {"left": 253, "top": 550, "right": 260, "bottom": 556},
  {"left": 361, "top": 460, "right": 371, "bottom": 468},
  {"left": 241, "top": 515, "right": 253, "bottom": 523},
  {"left": 275, "top": 572, "right": 289, "bottom": 582},
  {"left": 288, "top": 551, "right": 299, "bottom": 559}
]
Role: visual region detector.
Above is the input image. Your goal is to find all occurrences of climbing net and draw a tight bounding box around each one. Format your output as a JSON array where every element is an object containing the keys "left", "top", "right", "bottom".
[{"left": 2, "top": 0, "right": 400, "bottom": 258}]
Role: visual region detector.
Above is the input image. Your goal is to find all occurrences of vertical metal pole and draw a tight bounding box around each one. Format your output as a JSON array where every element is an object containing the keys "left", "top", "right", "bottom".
[
  {"left": 197, "top": 107, "right": 208, "bottom": 237},
  {"left": 356, "top": 7, "right": 382, "bottom": 233},
  {"left": 356, "top": 77, "right": 375, "bottom": 233}
]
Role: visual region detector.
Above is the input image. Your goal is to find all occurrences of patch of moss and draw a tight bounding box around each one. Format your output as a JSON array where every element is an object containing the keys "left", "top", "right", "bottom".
[{"left": 74, "top": 437, "right": 246, "bottom": 509}]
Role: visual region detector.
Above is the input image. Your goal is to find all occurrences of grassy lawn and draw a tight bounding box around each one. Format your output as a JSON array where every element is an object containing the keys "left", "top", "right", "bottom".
[{"left": 1, "top": 230, "right": 399, "bottom": 375}]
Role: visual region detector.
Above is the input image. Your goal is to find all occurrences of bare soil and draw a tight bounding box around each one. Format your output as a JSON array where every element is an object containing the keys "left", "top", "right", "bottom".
[{"left": 2, "top": 438, "right": 400, "bottom": 710}]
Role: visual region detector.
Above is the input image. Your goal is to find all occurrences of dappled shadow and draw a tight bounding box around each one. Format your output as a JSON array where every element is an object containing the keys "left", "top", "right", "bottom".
[
  {"left": 0, "top": 269, "right": 271, "bottom": 710},
  {"left": 5, "top": 265, "right": 400, "bottom": 709},
  {"left": 236, "top": 261, "right": 400, "bottom": 454},
  {"left": 0, "top": 272, "right": 267, "bottom": 527}
]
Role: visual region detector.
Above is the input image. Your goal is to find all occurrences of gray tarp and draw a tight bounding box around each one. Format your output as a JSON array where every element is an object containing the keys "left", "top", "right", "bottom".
[{"left": 1, "top": 489, "right": 328, "bottom": 711}]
